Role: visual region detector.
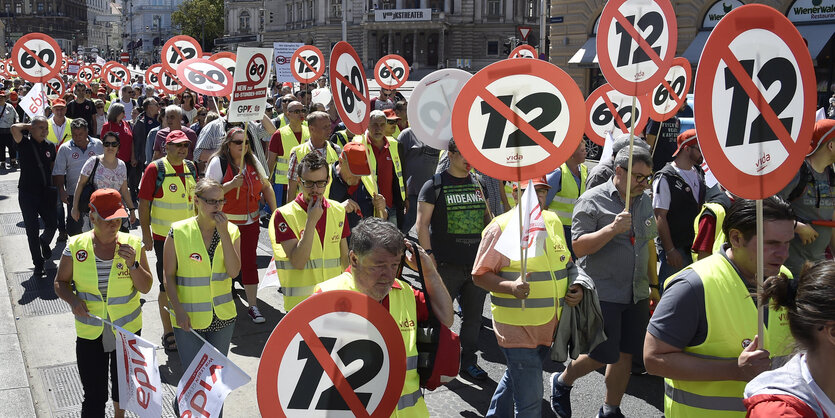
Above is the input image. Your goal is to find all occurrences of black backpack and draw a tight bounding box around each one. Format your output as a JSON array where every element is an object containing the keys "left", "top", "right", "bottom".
[{"left": 786, "top": 161, "right": 835, "bottom": 208}]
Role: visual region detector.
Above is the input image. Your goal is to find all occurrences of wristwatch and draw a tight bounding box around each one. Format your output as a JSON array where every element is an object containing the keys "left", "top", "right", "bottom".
[{"left": 128, "top": 261, "right": 139, "bottom": 270}]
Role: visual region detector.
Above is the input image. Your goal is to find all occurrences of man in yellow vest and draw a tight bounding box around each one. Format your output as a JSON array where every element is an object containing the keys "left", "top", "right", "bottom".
[
  {"left": 314, "top": 217, "right": 454, "bottom": 417},
  {"left": 545, "top": 142, "right": 587, "bottom": 259},
  {"left": 473, "top": 177, "right": 585, "bottom": 416},
  {"left": 267, "top": 100, "right": 310, "bottom": 206},
  {"left": 355, "top": 110, "right": 407, "bottom": 227},
  {"left": 138, "top": 129, "right": 197, "bottom": 351},
  {"left": 644, "top": 197, "right": 796, "bottom": 418},
  {"left": 269, "top": 151, "right": 350, "bottom": 311},
  {"left": 285, "top": 111, "right": 342, "bottom": 203}
]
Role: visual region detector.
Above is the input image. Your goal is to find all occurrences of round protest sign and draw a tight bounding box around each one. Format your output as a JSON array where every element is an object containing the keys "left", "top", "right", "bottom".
[
  {"left": 145, "top": 63, "right": 163, "bottom": 90},
  {"left": 210, "top": 52, "right": 237, "bottom": 77},
  {"left": 177, "top": 58, "right": 233, "bottom": 97},
  {"left": 451, "top": 59, "right": 585, "bottom": 181},
  {"left": 509, "top": 45, "right": 537, "bottom": 59},
  {"left": 45, "top": 76, "right": 64, "bottom": 97},
  {"left": 161, "top": 35, "right": 203, "bottom": 74},
  {"left": 11, "top": 33, "right": 63, "bottom": 83},
  {"left": 374, "top": 55, "right": 409, "bottom": 90},
  {"left": 291, "top": 46, "right": 325, "bottom": 84},
  {"left": 77, "top": 65, "right": 95, "bottom": 85},
  {"left": 257, "top": 290, "right": 406, "bottom": 417},
  {"left": 159, "top": 67, "right": 186, "bottom": 95},
  {"left": 0, "top": 60, "right": 8, "bottom": 78},
  {"left": 408, "top": 68, "right": 472, "bottom": 150},
  {"left": 329, "top": 42, "right": 370, "bottom": 135},
  {"left": 6, "top": 60, "right": 17, "bottom": 78},
  {"left": 103, "top": 62, "right": 131, "bottom": 90},
  {"left": 694, "top": 4, "right": 815, "bottom": 200},
  {"left": 584, "top": 83, "right": 649, "bottom": 146},
  {"left": 91, "top": 63, "right": 102, "bottom": 79},
  {"left": 648, "top": 56, "right": 692, "bottom": 122}
]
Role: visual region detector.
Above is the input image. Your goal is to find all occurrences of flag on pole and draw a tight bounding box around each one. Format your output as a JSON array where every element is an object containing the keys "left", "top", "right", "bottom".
[
  {"left": 494, "top": 180, "right": 547, "bottom": 260},
  {"left": 817, "top": 107, "right": 827, "bottom": 121},
  {"left": 21, "top": 83, "right": 49, "bottom": 119},
  {"left": 115, "top": 325, "right": 163, "bottom": 417},
  {"left": 601, "top": 131, "right": 615, "bottom": 162},
  {"left": 176, "top": 340, "right": 251, "bottom": 417}
]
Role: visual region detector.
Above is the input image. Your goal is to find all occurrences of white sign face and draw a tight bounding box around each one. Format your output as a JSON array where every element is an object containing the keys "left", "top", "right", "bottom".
[
  {"left": 374, "top": 8, "right": 431, "bottom": 22},
  {"left": 228, "top": 47, "right": 273, "bottom": 122},
  {"left": 374, "top": 55, "right": 409, "bottom": 89},
  {"left": 14, "top": 35, "right": 61, "bottom": 83},
  {"left": 329, "top": 42, "right": 370, "bottom": 135},
  {"left": 585, "top": 84, "right": 648, "bottom": 145},
  {"left": 162, "top": 37, "right": 201, "bottom": 73},
  {"left": 77, "top": 66, "right": 94, "bottom": 85},
  {"left": 702, "top": 0, "right": 745, "bottom": 28},
  {"left": 408, "top": 68, "right": 472, "bottom": 150},
  {"left": 274, "top": 42, "right": 305, "bottom": 83},
  {"left": 787, "top": 0, "right": 835, "bottom": 23},
  {"left": 292, "top": 47, "right": 324, "bottom": 83},
  {"left": 649, "top": 57, "right": 691, "bottom": 121}
]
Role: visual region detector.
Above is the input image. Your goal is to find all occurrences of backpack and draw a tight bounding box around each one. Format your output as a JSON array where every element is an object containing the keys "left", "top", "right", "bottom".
[
  {"left": 787, "top": 161, "right": 835, "bottom": 207},
  {"left": 153, "top": 159, "right": 198, "bottom": 196}
]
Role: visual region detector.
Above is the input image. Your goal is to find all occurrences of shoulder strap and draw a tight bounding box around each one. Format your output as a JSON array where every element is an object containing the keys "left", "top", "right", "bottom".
[
  {"left": 787, "top": 161, "right": 813, "bottom": 202},
  {"left": 153, "top": 159, "right": 166, "bottom": 196},
  {"left": 219, "top": 156, "right": 229, "bottom": 175},
  {"left": 88, "top": 156, "right": 100, "bottom": 187},
  {"left": 184, "top": 160, "right": 197, "bottom": 180}
]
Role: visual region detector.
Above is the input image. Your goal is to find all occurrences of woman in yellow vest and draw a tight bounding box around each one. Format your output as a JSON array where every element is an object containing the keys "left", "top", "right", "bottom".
[
  {"left": 55, "top": 188, "right": 153, "bottom": 418},
  {"left": 164, "top": 178, "right": 241, "bottom": 371}
]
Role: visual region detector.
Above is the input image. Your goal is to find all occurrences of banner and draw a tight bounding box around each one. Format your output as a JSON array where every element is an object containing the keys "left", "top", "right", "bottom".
[
  {"left": 176, "top": 341, "right": 251, "bottom": 417},
  {"left": 115, "top": 326, "right": 163, "bottom": 417},
  {"left": 494, "top": 180, "right": 546, "bottom": 260},
  {"left": 273, "top": 42, "right": 304, "bottom": 83},
  {"left": 228, "top": 47, "right": 273, "bottom": 122},
  {"left": 21, "top": 83, "right": 48, "bottom": 119}
]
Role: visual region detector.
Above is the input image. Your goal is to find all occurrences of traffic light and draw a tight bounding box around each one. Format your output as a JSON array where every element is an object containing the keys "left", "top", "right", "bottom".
[{"left": 502, "top": 41, "right": 511, "bottom": 55}]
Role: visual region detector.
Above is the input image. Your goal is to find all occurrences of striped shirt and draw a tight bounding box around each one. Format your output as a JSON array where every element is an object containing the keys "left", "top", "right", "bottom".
[{"left": 63, "top": 246, "right": 117, "bottom": 351}]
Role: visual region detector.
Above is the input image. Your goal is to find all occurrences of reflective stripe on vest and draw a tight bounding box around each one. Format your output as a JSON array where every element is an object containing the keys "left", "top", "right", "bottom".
[
  {"left": 664, "top": 382, "right": 745, "bottom": 412},
  {"left": 280, "top": 285, "right": 318, "bottom": 297},
  {"left": 547, "top": 163, "right": 587, "bottom": 225},
  {"left": 149, "top": 158, "right": 196, "bottom": 237},
  {"left": 272, "top": 125, "right": 309, "bottom": 185},
  {"left": 226, "top": 211, "right": 260, "bottom": 222},
  {"left": 275, "top": 257, "right": 342, "bottom": 270},
  {"left": 397, "top": 389, "right": 423, "bottom": 410}
]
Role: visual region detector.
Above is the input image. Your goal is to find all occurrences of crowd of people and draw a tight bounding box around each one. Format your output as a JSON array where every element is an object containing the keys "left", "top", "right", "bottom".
[{"left": 2, "top": 72, "right": 835, "bottom": 418}]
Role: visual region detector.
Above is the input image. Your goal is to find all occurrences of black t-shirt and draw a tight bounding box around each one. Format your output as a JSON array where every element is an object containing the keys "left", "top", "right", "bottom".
[
  {"left": 67, "top": 99, "right": 95, "bottom": 129},
  {"left": 15, "top": 136, "right": 56, "bottom": 189},
  {"left": 418, "top": 171, "right": 487, "bottom": 265},
  {"left": 646, "top": 117, "right": 680, "bottom": 172}
]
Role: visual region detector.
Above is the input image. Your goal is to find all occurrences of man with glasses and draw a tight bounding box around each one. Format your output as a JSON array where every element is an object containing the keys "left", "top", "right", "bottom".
[
  {"left": 52, "top": 119, "right": 103, "bottom": 236},
  {"left": 370, "top": 88, "right": 396, "bottom": 111},
  {"left": 268, "top": 101, "right": 310, "bottom": 206},
  {"left": 286, "top": 111, "right": 342, "bottom": 203},
  {"left": 355, "top": 110, "right": 407, "bottom": 227},
  {"left": 272, "top": 94, "right": 296, "bottom": 129},
  {"left": 269, "top": 151, "right": 350, "bottom": 311},
  {"left": 152, "top": 105, "right": 197, "bottom": 161},
  {"left": 189, "top": 109, "right": 209, "bottom": 136},
  {"left": 550, "top": 146, "right": 659, "bottom": 418}
]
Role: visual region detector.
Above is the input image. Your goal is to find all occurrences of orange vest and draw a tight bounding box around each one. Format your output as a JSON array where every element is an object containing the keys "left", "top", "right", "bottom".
[{"left": 221, "top": 160, "right": 263, "bottom": 225}]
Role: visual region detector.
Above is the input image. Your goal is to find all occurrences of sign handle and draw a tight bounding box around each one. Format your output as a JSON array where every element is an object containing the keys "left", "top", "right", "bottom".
[
  {"left": 470, "top": 171, "right": 494, "bottom": 220},
  {"left": 650, "top": 117, "right": 664, "bottom": 159},
  {"left": 624, "top": 95, "right": 637, "bottom": 211},
  {"left": 516, "top": 180, "right": 526, "bottom": 311},
  {"left": 236, "top": 123, "right": 248, "bottom": 199},
  {"left": 756, "top": 199, "right": 764, "bottom": 348}
]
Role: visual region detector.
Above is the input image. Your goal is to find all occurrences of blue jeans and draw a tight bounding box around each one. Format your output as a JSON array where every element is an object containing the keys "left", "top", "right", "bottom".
[
  {"left": 657, "top": 247, "right": 693, "bottom": 290},
  {"left": 487, "top": 346, "right": 550, "bottom": 417}
]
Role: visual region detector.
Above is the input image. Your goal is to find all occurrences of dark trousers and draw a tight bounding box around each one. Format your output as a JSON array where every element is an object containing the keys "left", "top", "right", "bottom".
[
  {"left": 437, "top": 262, "right": 487, "bottom": 367},
  {"left": 57, "top": 197, "right": 65, "bottom": 231},
  {"left": 65, "top": 195, "right": 83, "bottom": 237},
  {"left": 0, "top": 131, "right": 15, "bottom": 162},
  {"left": 76, "top": 335, "right": 119, "bottom": 418},
  {"left": 18, "top": 187, "right": 58, "bottom": 267},
  {"left": 127, "top": 164, "right": 142, "bottom": 205},
  {"left": 154, "top": 239, "right": 165, "bottom": 292}
]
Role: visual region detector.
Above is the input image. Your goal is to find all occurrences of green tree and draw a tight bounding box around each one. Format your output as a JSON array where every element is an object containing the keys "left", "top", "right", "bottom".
[{"left": 171, "top": 0, "right": 225, "bottom": 52}]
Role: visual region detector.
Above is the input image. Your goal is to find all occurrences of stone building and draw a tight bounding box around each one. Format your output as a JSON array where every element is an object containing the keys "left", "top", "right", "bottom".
[{"left": 0, "top": 0, "right": 88, "bottom": 51}]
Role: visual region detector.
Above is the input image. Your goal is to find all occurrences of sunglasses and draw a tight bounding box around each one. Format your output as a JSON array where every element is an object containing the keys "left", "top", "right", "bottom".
[
  {"left": 633, "top": 173, "right": 652, "bottom": 185},
  {"left": 170, "top": 142, "right": 189, "bottom": 148},
  {"left": 103, "top": 141, "right": 119, "bottom": 148},
  {"left": 281, "top": 99, "right": 292, "bottom": 103},
  {"left": 290, "top": 108, "right": 307, "bottom": 114},
  {"left": 197, "top": 195, "right": 226, "bottom": 206},
  {"left": 386, "top": 120, "right": 397, "bottom": 125},
  {"left": 231, "top": 140, "right": 245, "bottom": 145}
]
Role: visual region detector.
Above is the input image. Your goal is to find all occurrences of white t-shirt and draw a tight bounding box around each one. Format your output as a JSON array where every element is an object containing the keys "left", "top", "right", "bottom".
[
  {"left": 81, "top": 156, "right": 127, "bottom": 191},
  {"left": 653, "top": 164, "right": 701, "bottom": 210}
]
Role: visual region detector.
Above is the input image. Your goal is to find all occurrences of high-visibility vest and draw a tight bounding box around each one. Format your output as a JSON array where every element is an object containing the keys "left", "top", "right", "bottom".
[
  {"left": 316, "top": 273, "right": 427, "bottom": 417},
  {"left": 691, "top": 202, "right": 727, "bottom": 261},
  {"left": 288, "top": 140, "right": 340, "bottom": 198},
  {"left": 487, "top": 210, "right": 570, "bottom": 326},
  {"left": 149, "top": 157, "right": 196, "bottom": 237},
  {"left": 504, "top": 182, "right": 516, "bottom": 208},
  {"left": 548, "top": 163, "right": 588, "bottom": 226},
  {"left": 663, "top": 254, "right": 794, "bottom": 418},
  {"left": 272, "top": 125, "right": 309, "bottom": 185},
  {"left": 70, "top": 231, "right": 143, "bottom": 339},
  {"left": 47, "top": 117, "right": 73, "bottom": 147},
  {"left": 332, "top": 129, "right": 349, "bottom": 147},
  {"left": 268, "top": 198, "right": 345, "bottom": 310},
  {"left": 169, "top": 217, "right": 240, "bottom": 330},
  {"left": 354, "top": 135, "right": 406, "bottom": 201},
  {"left": 219, "top": 158, "right": 263, "bottom": 224}
]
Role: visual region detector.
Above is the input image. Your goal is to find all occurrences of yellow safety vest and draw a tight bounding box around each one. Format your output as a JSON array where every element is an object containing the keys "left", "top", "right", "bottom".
[
  {"left": 149, "top": 157, "right": 196, "bottom": 237},
  {"left": 548, "top": 163, "right": 588, "bottom": 226},
  {"left": 488, "top": 210, "right": 570, "bottom": 326},
  {"left": 70, "top": 232, "right": 143, "bottom": 339},
  {"left": 316, "top": 273, "right": 427, "bottom": 417},
  {"left": 268, "top": 198, "right": 346, "bottom": 311},
  {"left": 288, "top": 140, "right": 339, "bottom": 198},
  {"left": 664, "top": 253, "right": 794, "bottom": 418},
  {"left": 504, "top": 183, "right": 516, "bottom": 209},
  {"left": 332, "top": 129, "right": 350, "bottom": 147},
  {"left": 47, "top": 117, "right": 73, "bottom": 147},
  {"left": 691, "top": 202, "right": 727, "bottom": 261},
  {"left": 272, "top": 125, "right": 310, "bottom": 185},
  {"left": 169, "top": 217, "right": 240, "bottom": 330},
  {"left": 354, "top": 135, "right": 406, "bottom": 201}
]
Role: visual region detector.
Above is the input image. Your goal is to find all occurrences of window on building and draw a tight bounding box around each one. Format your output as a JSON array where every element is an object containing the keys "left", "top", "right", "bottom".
[
  {"left": 380, "top": 0, "right": 394, "bottom": 9},
  {"left": 428, "top": 0, "right": 441, "bottom": 10},
  {"left": 330, "top": 0, "right": 341, "bottom": 17},
  {"left": 486, "top": 0, "right": 499, "bottom": 16},
  {"left": 526, "top": 0, "right": 535, "bottom": 18},
  {"left": 15, "top": 2, "right": 21, "bottom": 13},
  {"left": 286, "top": 4, "right": 293, "bottom": 22},
  {"left": 296, "top": 3, "right": 302, "bottom": 21},
  {"left": 36, "top": 1, "right": 42, "bottom": 12},
  {"left": 487, "top": 40, "right": 498, "bottom": 55},
  {"left": 307, "top": 0, "right": 313, "bottom": 20},
  {"left": 239, "top": 10, "right": 251, "bottom": 30}
]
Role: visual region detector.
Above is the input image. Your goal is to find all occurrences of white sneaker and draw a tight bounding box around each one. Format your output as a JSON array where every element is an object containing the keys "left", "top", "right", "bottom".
[{"left": 248, "top": 306, "right": 266, "bottom": 323}]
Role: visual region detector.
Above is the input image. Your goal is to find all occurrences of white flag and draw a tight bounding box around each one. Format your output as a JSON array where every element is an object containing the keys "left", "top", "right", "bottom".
[
  {"left": 20, "top": 83, "right": 49, "bottom": 119},
  {"left": 494, "top": 180, "right": 547, "bottom": 260},
  {"left": 114, "top": 326, "right": 163, "bottom": 418},
  {"left": 96, "top": 56, "right": 106, "bottom": 65},
  {"left": 700, "top": 160, "right": 718, "bottom": 189},
  {"left": 817, "top": 107, "right": 827, "bottom": 121},
  {"left": 258, "top": 257, "right": 280, "bottom": 291},
  {"left": 176, "top": 341, "right": 251, "bottom": 417},
  {"left": 600, "top": 131, "right": 615, "bottom": 162}
]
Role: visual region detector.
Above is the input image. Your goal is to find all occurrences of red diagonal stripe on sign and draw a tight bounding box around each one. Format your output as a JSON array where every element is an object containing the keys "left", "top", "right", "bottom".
[
  {"left": 602, "top": 94, "right": 630, "bottom": 133},
  {"left": 334, "top": 72, "right": 370, "bottom": 107},
  {"left": 172, "top": 44, "right": 188, "bottom": 62},
  {"left": 719, "top": 49, "right": 796, "bottom": 151},
  {"left": 299, "top": 54, "right": 317, "bottom": 74},
  {"left": 660, "top": 78, "right": 681, "bottom": 103},
  {"left": 612, "top": 11, "right": 665, "bottom": 69},
  {"left": 382, "top": 61, "right": 402, "bottom": 85},
  {"left": 187, "top": 65, "right": 224, "bottom": 87},
  {"left": 298, "top": 324, "right": 371, "bottom": 418},
  {"left": 19, "top": 43, "right": 55, "bottom": 73},
  {"left": 477, "top": 88, "right": 560, "bottom": 154}
]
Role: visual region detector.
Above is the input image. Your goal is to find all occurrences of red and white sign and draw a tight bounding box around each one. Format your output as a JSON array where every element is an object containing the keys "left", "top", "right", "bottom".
[
  {"left": 584, "top": 83, "right": 649, "bottom": 146},
  {"left": 6, "top": 59, "right": 17, "bottom": 78},
  {"left": 177, "top": 338, "right": 250, "bottom": 418},
  {"left": 161, "top": 35, "right": 203, "bottom": 74},
  {"left": 159, "top": 67, "right": 186, "bottom": 95},
  {"left": 518, "top": 26, "right": 532, "bottom": 41},
  {"left": 145, "top": 63, "right": 163, "bottom": 91},
  {"left": 451, "top": 59, "right": 586, "bottom": 181},
  {"left": 509, "top": 45, "right": 537, "bottom": 59},
  {"left": 228, "top": 47, "right": 273, "bottom": 122},
  {"left": 115, "top": 326, "right": 163, "bottom": 418},
  {"left": 597, "top": 0, "right": 677, "bottom": 96},
  {"left": 77, "top": 65, "right": 94, "bottom": 85},
  {"left": 329, "top": 41, "right": 371, "bottom": 135},
  {"left": 44, "top": 77, "right": 64, "bottom": 97},
  {"left": 91, "top": 63, "right": 102, "bottom": 79},
  {"left": 0, "top": 60, "right": 8, "bottom": 78},
  {"left": 103, "top": 62, "right": 131, "bottom": 90},
  {"left": 11, "top": 33, "right": 63, "bottom": 83},
  {"left": 120, "top": 52, "right": 130, "bottom": 63},
  {"left": 290, "top": 45, "right": 325, "bottom": 84},
  {"left": 257, "top": 290, "right": 406, "bottom": 417},
  {"left": 693, "top": 4, "right": 815, "bottom": 200},
  {"left": 374, "top": 54, "right": 410, "bottom": 90},
  {"left": 21, "top": 83, "right": 48, "bottom": 119},
  {"left": 648, "top": 56, "right": 692, "bottom": 122},
  {"left": 62, "top": 56, "right": 69, "bottom": 72},
  {"left": 210, "top": 52, "right": 237, "bottom": 78},
  {"left": 407, "top": 68, "right": 472, "bottom": 150},
  {"left": 177, "top": 58, "right": 234, "bottom": 97}
]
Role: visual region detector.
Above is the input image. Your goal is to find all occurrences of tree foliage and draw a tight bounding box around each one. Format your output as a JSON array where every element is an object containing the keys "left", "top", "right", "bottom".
[{"left": 171, "top": 0, "right": 225, "bottom": 52}]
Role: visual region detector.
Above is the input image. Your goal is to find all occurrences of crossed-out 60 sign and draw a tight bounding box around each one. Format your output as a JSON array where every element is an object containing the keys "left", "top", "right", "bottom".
[{"left": 246, "top": 54, "right": 268, "bottom": 84}]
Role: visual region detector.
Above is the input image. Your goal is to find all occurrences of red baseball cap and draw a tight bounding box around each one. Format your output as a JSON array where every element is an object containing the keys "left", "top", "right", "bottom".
[
  {"left": 514, "top": 176, "right": 550, "bottom": 190},
  {"left": 672, "top": 129, "right": 698, "bottom": 157},
  {"left": 51, "top": 98, "right": 66, "bottom": 108},
  {"left": 341, "top": 142, "right": 372, "bottom": 175},
  {"left": 383, "top": 108, "right": 400, "bottom": 120},
  {"left": 0, "top": 90, "right": 6, "bottom": 97},
  {"left": 165, "top": 129, "right": 190, "bottom": 144},
  {"left": 89, "top": 189, "right": 128, "bottom": 220},
  {"left": 808, "top": 119, "right": 835, "bottom": 156}
]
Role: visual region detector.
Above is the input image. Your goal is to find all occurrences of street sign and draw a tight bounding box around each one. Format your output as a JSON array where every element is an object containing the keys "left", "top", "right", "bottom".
[
  {"left": 210, "top": 52, "right": 237, "bottom": 78},
  {"left": 509, "top": 45, "right": 537, "bottom": 59},
  {"left": 373, "top": 54, "right": 409, "bottom": 90},
  {"left": 329, "top": 41, "right": 370, "bottom": 135},
  {"left": 518, "top": 26, "right": 532, "bottom": 41},
  {"left": 103, "top": 62, "right": 131, "bottom": 90},
  {"left": 290, "top": 45, "right": 325, "bottom": 84},
  {"left": 228, "top": 47, "right": 273, "bottom": 122},
  {"left": 44, "top": 76, "right": 64, "bottom": 97},
  {"left": 11, "top": 33, "right": 63, "bottom": 84},
  {"left": 584, "top": 83, "right": 649, "bottom": 146},
  {"left": 145, "top": 63, "right": 163, "bottom": 91},
  {"left": 77, "top": 65, "right": 94, "bottom": 85},
  {"left": 550, "top": 16, "right": 564, "bottom": 23},
  {"left": 693, "top": 4, "right": 815, "bottom": 200},
  {"left": 597, "top": 0, "right": 677, "bottom": 96},
  {"left": 161, "top": 35, "right": 203, "bottom": 75},
  {"left": 176, "top": 58, "right": 234, "bottom": 97},
  {"left": 648, "top": 56, "right": 692, "bottom": 122},
  {"left": 408, "top": 68, "right": 472, "bottom": 151},
  {"left": 159, "top": 67, "right": 186, "bottom": 95},
  {"left": 451, "top": 58, "right": 586, "bottom": 181},
  {"left": 120, "top": 52, "right": 129, "bottom": 63},
  {"left": 257, "top": 290, "right": 406, "bottom": 417}
]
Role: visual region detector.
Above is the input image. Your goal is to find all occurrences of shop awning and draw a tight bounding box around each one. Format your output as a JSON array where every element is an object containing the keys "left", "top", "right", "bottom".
[
  {"left": 568, "top": 37, "right": 598, "bottom": 65},
  {"left": 796, "top": 24, "right": 835, "bottom": 59},
  {"left": 682, "top": 31, "right": 711, "bottom": 66}
]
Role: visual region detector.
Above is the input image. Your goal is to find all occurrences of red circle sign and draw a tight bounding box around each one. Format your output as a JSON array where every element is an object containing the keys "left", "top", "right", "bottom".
[
  {"left": 0, "top": 60, "right": 8, "bottom": 78},
  {"left": 597, "top": 0, "right": 677, "bottom": 96},
  {"left": 257, "top": 290, "right": 406, "bottom": 417},
  {"left": 177, "top": 58, "right": 233, "bottom": 97},
  {"left": 451, "top": 59, "right": 586, "bottom": 182},
  {"left": 91, "top": 63, "right": 102, "bottom": 78},
  {"left": 11, "top": 33, "right": 63, "bottom": 84},
  {"left": 329, "top": 41, "right": 370, "bottom": 135},
  {"left": 77, "top": 64, "right": 95, "bottom": 85},
  {"left": 694, "top": 4, "right": 816, "bottom": 200},
  {"left": 159, "top": 67, "right": 186, "bottom": 95},
  {"left": 374, "top": 54, "right": 410, "bottom": 90},
  {"left": 210, "top": 52, "right": 237, "bottom": 77},
  {"left": 648, "top": 56, "right": 692, "bottom": 122},
  {"left": 509, "top": 45, "right": 537, "bottom": 59},
  {"left": 103, "top": 62, "right": 131, "bottom": 90},
  {"left": 291, "top": 46, "right": 325, "bottom": 84},
  {"left": 245, "top": 53, "right": 269, "bottom": 85},
  {"left": 45, "top": 76, "right": 64, "bottom": 97},
  {"left": 584, "top": 83, "right": 650, "bottom": 146},
  {"left": 145, "top": 63, "right": 163, "bottom": 91},
  {"left": 161, "top": 35, "right": 203, "bottom": 75}
]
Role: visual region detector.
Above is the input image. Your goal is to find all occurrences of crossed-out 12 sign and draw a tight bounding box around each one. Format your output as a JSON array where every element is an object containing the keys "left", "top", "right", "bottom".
[
  {"left": 0, "top": 60, "right": 7, "bottom": 78},
  {"left": 597, "top": 0, "right": 677, "bottom": 96},
  {"left": 584, "top": 83, "right": 649, "bottom": 146},
  {"left": 329, "top": 41, "right": 370, "bottom": 135},
  {"left": 291, "top": 46, "right": 325, "bottom": 84},
  {"left": 509, "top": 45, "right": 537, "bottom": 59},
  {"left": 91, "top": 63, "right": 102, "bottom": 78},
  {"left": 407, "top": 68, "right": 472, "bottom": 151},
  {"left": 145, "top": 63, "right": 163, "bottom": 91},
  {"left": 161, "top": 35, "right": 203, "bottom": 75},
  {"left": 694, "top": 4, "right": 815, "bottom": 200},
  {"left": 177, "top": 58, "right": 234, "bottom": 97},
  {"left": 159, "top": 67, "right": 186, "bottom": 95},
  {"left": 103, "top": 62, "right": 130, "bottom": 90},
  {"left": 374, "top": 55, "right": 409, "bottom": 90},
  {"left": 6, "top": 60, "right": 17, "bottom": 78},
  {"left": 451, "top": 59, "right": 586, "bottom": 182},
  {"left": 45, "top": 76, "right": 64, "bottom": 96},
  {"left": 77, "top": 65, "right": 94, "bottom": 85},
  {"left": 257, "top": 291, "right": 406, "bottom": 418},
  {"left": 11, "top": 32, "right": 63, "bottom": 84},
  {"left": 648, "top": 56, "right": 692, "bottom": 122},
  {"left": 210, "top": 52, "right": 237, "bottom": 77}
]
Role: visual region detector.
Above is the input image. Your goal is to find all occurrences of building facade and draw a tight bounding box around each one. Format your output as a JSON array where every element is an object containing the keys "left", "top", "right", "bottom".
[
  {"left": 87, "top": 0, "right": 121, "bottom": 57},
  {"left": 0, "top": 0, "right": 88, "bottom": 52},
  {"left": 122, "top": 0, "right": 181, "bottom": 64}
]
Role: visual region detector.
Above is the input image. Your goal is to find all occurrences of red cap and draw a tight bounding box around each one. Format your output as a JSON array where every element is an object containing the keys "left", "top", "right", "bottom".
[
  {"left": 89, "top": 188, "right": 128, "bottom": 220},
  {"left": 808, "top": 119, "right": 835, "bottom": 156},
  {"left": 9, "top": 92, "right": 18, "bottom": 101},
  {"left": 513, "top": 176, "right": 550, "bottom": 190},
  {"left": 282, "top": 82, "right": 294, "bottom": 89},
  {"left": 341, "top": 142, "right": 372, "bottom": 175},
  {"left": 97, "top": 88, "right": 107, "bottom": 94},
  {"left": 672, "top": 129, "right": 698, "bottom": 157},
  {"left": 165, "top": 129, "right": 190, "bottom": 144},
  {"left": 0, "top": 90, "right": 6, "bottom": 97},
  {"left": 51, "top": 98, "right": 66, "bottom": 108},
  {"left": 383, "top": 108, "right": 400, "bottom": 120}
]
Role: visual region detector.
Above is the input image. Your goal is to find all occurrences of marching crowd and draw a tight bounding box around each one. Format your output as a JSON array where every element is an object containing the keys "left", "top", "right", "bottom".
[{"left": 1, "top": 73, "right": 835, "bottom": 418}]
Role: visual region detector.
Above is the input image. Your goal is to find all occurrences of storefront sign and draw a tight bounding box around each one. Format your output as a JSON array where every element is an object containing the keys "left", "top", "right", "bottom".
[
  {"left": 374, "top": 8, "right": 432, "bottom": 22},
  {"left": 702, "top": 0, "right": 744, "bottom": 28},
  {"left": 788, "top": 0, "right": 835, "bottom": 23}
]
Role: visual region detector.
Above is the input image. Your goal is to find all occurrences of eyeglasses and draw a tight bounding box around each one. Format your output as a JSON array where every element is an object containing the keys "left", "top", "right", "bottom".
[
  {"left": 231, "top": 140, "right": 245, "bottom": 145},
  {"left": 633, "top": 173, "right": 652, "bottom": 185},
  {"left": 290, "top": 108, "right": 307, "bottom": 114},
  {"left": 197, "top": 195, "right": 226, "bottom": 206},
  {"left": 103, "top": 141, "right": 119, "bottom": 148},
  {"left": 386, "top": 120, "right": 397, "bottom": 125},
  {"left": 301, "top": 179, "right": 328, "bottom": 189}
]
